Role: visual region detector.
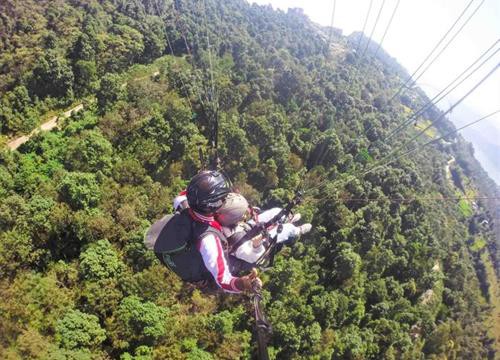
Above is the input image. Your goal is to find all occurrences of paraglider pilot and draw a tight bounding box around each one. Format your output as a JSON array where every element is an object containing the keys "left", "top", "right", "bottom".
[
  {"left": 185, "top": 171, "right": 262, "bottom": 292},
  {"left": 145, "top": 171, "right": 261, "bottom": 293}
]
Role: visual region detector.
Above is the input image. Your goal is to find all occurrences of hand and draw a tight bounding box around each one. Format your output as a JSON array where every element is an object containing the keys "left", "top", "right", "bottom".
[
  {"left": 251, "top": 234, "right": 264, "bottom": 248},
  {"left": 237, "top": 268, "right": 262, "bottom": 293},
  {"left": 249, "top": 268, "right": 262, "bottom": 292}
]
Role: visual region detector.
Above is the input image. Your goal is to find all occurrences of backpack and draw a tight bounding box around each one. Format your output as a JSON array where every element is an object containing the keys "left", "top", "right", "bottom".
[{"left": 144, "top": 209, "right": 223, "bottom": 282}]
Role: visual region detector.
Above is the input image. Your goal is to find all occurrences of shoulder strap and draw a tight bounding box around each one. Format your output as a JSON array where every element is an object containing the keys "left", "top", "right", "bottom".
[
  {"left": 230, "top": 222, "right": 265, "bottom": 254},
  {"left": 196, "top": 227, "right": 227, "bottom": 249}
]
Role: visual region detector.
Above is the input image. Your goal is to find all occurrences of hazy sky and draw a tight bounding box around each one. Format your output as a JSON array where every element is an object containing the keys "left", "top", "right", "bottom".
[{"left": 251, "top": 0, "right": 500, "bottom": 182}]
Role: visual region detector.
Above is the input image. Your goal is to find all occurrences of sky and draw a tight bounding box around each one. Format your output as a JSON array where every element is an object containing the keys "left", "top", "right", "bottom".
[{"left": 251, "top": 0, "right": 500, "bottom": 183}]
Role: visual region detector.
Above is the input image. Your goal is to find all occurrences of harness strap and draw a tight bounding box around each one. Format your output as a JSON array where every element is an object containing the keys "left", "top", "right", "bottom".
[{"left": 252, "top": 288, "right": 271, "bottom": 360}]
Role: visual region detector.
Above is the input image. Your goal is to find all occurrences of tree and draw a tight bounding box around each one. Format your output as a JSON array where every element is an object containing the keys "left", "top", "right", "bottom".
[
  {"left": 329, "top": 242, "right": 362, "bottom": 286},
  {"left": 79, "top": 239, "right": 123, "bottom": 281},
  {"left": 81, "top": 278, "right": 123, "bottom": 319},
  {"left": 55, "top": 310, "right": 106, "bottom": 350},
  {"left": 73, "top": 60, "right": 98, "bottom": 96},
  {"left": 12, "top": 327, "right": 51, "bottom": 359},
  {"left": 331, "top": 326, "right": 377, "bottom": 359},
  {"left": 29, "top": 51, "right": 74, "bottom": 100},
  {"left": 12, "top": 153, "right": 53, "bottom": 196},
  {"left": 70, "top": 34, "right": 96, "bottom": 62},
  {"left": 121, "top": 345, "right": 154, "bottom": 360},
  {"left": 100, "top": 25, "right": 145, "bottom": 72},
  {"left": 181, "top": 339, "right": 214, "bottom": 360},
  {"left": 308, "top": 129, "right": 343, "bottom": 169},
  {"left": 65, "top": 129, "right": 114, "bottom": 174},
  {"left": 0, "top": 0, "right": 495, "bottom": 358},
  {"left": 0, "top": 165, "right": 13, "bottom": 198},
  {"left": 58, "top": 172, "right": 101, "bottom": 210},
  {"left": 0, "top": 85, "right": 38, "bottom": 134},
  {"left": 0, "top": 272, "right": 75, "bottom": 338},
  {"left": 110, "top": 295, "right": 168, "bottom": 349},
  {"left": 141, "top": 16, "right": 166, "bottom": 62},
  {"left": 312, "top": 290, "right": 350, "bottom": 328},
  {"left": 97, "top": 73, "right": 125, "bottom": 114},
  {"left": 0, "top": 230, "right": 43, "bottom": 278}
]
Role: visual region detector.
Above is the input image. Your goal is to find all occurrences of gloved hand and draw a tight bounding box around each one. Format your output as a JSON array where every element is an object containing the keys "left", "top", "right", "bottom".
[{"left": 236, "top": 268, "right": 262, "bottom": 293}]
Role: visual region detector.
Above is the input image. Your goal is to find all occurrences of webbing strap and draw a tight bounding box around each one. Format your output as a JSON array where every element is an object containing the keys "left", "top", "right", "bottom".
[{"left": 253, "top": 291, "right": 271, "bottom": 360}]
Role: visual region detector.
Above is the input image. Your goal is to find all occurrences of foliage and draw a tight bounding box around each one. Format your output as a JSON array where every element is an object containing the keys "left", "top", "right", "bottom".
[
  {"left": 65, "top": 129, "right": 114, "bottom": 174},
  {"left": 79, "top": 239, "right": 124, "bottom": 281},
  {"left": 0, "top": 0, "right": 497, "bottom": 358},
  {"left": 55, "top": 309, "right": 106, "bottom": 350},
  {"left": 30, "top": 51, "right": 74, "bottom": 100},
  {"left": 58, "top": 171, "right": 101, "bottom": 210},
  {"left": 97, "top": 73, "right": 126, "bottom": 114},
  {"left": 110, "top": 295, "right": 169, "bottom": 350}
]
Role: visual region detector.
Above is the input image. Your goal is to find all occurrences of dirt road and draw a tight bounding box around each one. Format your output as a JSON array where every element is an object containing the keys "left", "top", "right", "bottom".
[{"left": 7, "top": 104, "right": 83, "bottom": 150}]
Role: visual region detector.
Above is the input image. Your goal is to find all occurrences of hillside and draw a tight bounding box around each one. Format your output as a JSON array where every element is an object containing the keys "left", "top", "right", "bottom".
[{"left": 0, "top": 0, "right": 499, "bottom": 358}]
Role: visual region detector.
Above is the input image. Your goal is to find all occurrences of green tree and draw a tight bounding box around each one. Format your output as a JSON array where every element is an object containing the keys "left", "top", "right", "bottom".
[
  {"left": 27, "top": 195, "right": 56, "bottom": 234},
  {"left": 70, "top": 33, "right": 96, "bottom": 62},
  {"left": 0, "top": 165, "right": 13, "bottom": 198},
  {"left": 55, "top": 310, "right": 106, "bottom": 350},
  {"left": 58, "top": 172, "right": 101, "bottom": 210},
  {"left": 312, "top": 290, "right": 350, "bottom": 328},
  {"left": 97, "top": 73, "right": 125, "bottom": 114},
  {"left": 65, "top": 129, "right": 114, "bottom": 174},
  {"left": 81, "top": 278, "right": 123, "bottom": 319},
  {"left": 100, "top": 25, "right": 145, "bottom": 72},
  {"left": 181, "top": 338, "right": 214, "bottom": 360},
  {"left": 0, "top": 194, "right": 28, "bottom": 232},
  {"left": 0, "top": 230, "right": 43, "bottom": 278},
  {"left": 330, "top": 242, "right": 362, "bottom": 286},
  {"left": 0, "top": 272, "right": 74, "bottom": 337},
  {"left": 0, "top": 1, "right": 495, "bottom": 358},
  {"left": 332, "top": 326, "right": 378, "bottom": 359},
  {"left": 12, "top": 153, "right": 53, "bottom": 196},
  {"left": 308, "top": 129, "right": 343, "bottom": 168},
  {"left": 141, "top": 17, "right": 166, "bottom": 62},
  {"left": 73, "top": 60, "right": 98, "bottom": 96},
  {"left": 0, "top": 85, "right": 39, "bottom": 133},
  {"left": 110, "top": 295, "right": 168, "bottom": 349},
  {"left": 79, "top": 239, "right": 123, "bottom": 281},
  {"left": 121, "top": 345, "right": 154, "bottom": 360},
  {"left": 29, "top": 51, "right": 74, "bottom": 100}
]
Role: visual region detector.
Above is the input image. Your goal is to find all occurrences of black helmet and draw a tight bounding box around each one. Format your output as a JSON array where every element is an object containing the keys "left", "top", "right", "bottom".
[{"left": 187, "top": 170, "right": 231, "bottom": 214}]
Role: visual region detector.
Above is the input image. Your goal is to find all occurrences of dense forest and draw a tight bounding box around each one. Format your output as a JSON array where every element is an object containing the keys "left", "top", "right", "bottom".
[{"left": 0, "top": 0, "right": 499, "bottom": 359}]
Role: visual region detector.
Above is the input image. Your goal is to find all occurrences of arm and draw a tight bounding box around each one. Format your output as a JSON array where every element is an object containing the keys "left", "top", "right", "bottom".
[{"left": 197, "top": 233, "right": 242, "bottom": 293}]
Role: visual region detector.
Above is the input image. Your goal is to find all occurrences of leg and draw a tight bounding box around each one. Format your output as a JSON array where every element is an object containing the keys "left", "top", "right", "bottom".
[
  {"left": 269, "top": 223, "right": 300, "bottom": 244},
  {"left": 254, "top": 208, "right": 300, "bottom": 224},
  {"left": 254, "top": 208, "right": 281, "bottom": 224}
]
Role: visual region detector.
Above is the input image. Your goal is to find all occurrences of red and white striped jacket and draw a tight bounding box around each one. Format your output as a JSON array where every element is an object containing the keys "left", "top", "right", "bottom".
[{"left": 190, "top": 210, "right": 242, "bottom": 293}]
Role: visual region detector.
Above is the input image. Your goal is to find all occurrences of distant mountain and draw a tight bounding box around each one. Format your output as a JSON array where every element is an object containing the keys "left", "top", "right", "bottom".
[{"left": 450, "top": 104, "right": 500, "bottom": 185}]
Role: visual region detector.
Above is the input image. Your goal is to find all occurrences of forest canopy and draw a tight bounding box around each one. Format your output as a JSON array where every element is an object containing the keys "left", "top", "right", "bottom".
[{"left": 0, "top": 0, "right": 498, "bottom": 359}]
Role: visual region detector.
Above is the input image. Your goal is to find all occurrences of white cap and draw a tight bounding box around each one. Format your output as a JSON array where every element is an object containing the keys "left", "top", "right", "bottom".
[
  {"left": 216, "top": 192, "right": 249, "bottom": 226},
  {"left": 173, "top": 191, "right": 188, "bottom": 211}
]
